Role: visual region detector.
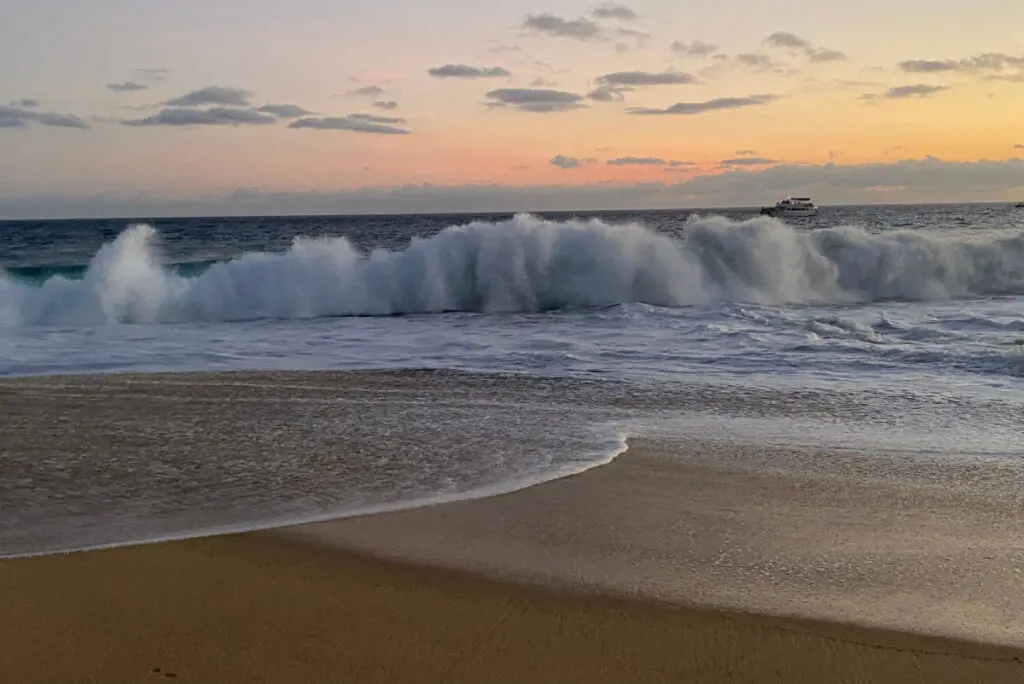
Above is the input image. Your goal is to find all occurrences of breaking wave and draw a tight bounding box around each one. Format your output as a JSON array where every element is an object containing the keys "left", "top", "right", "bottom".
[{"left": 4, "top": 213, "right": 1024, "bottom": 326}]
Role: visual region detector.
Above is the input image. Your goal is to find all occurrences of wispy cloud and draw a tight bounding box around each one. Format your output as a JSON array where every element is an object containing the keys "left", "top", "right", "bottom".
[
  {"left": 898, "top": 53, "right": 1024, "bottom": 73},
  {"left": 0, "top": 104, "right": 89, "bottom": 130},
  {"left": 983, "top": 73, "right": 1024, "bottom": 83},
  {"left": 550, "top": 154, "right": 593, "bottom": 169},
  {"left": 122, "top": 107, "right": 276, "bottom": 126},
  {"left": 596, "top": 70, "right": 698, "bottom": 86},
  {"left": 165, "top": 86, "right": 252, "bottom": 107},
  {"left": 627, "top": 94, "right": 779, "bottom": 115},
  {"left": 607, "top": 157, "right": 692, "bottom": 167},
  {"left": 523, "top": 13, "right": 602, "bottom": 41},
  {"left": 860, "top": 84, "right": 949, "bottom": 101},
  {"left": 591, "top": 2, "right": 638, "bottom": 20},
  {"left": 13, "top": 158, "right": 1024, "bottom": 219},
  {"left": 107, "top": 81, "right": 148, "bottom": 93},
  {"left": 764, "top": 32, "right": 847, "bottom": 62},
  {"left": 428, "top": 64, "right": 511, "bottom": 79},
  {"left": 486, "top": 88, "right": 585, "bottom": 113},
  {"left": 719, "top": 157, "right": 778, "bottom": 166},
  {"left": 734, "top": 53, "right": 779, "bottom": 70},
  {"left": 1014, "top": 143, "right": 1024, "bottom": 149},
  {"left": 256, "top": 104, "right": 314, "bottom": 118},
  {"left": 9, "top": 98, "right": 38, "bottom": 108},
  {"left": 372, "top": 100, "right": 399, "bottom": 110},
  {"left": 289, "top": 115, "right": 409, "bottom": 134},
  {"left": 588, "top": 70, "right": 697, "bottom": 102},
  {"left": 347, "top": 113, "right": 406, "bottom": 124},
  {"left": 735, "top": 149, "right": 757, "bottom": 156},
  {"left": 351, "top": 85, "right": 387, "bottom": 97},
  {"left": 670, "top": 40, "right": 718, "bottom": 58},
  {"left": 832, "top": 79, "right": 884, "bottom": 88}
]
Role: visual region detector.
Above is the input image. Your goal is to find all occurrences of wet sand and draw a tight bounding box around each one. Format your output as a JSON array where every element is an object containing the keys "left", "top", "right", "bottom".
[{"left": 2, "top": 370, "right": 1024, "bottom": 682}]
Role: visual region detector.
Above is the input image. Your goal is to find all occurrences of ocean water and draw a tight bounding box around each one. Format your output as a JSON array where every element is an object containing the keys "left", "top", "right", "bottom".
[{"left": 4, "top": 204, "right": 1024, "bottom": 555}]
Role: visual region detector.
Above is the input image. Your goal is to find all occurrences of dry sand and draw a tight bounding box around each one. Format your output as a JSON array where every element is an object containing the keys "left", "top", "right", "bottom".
[{"left": 2, "top": 531, "right": 1022, "bottom": 684}]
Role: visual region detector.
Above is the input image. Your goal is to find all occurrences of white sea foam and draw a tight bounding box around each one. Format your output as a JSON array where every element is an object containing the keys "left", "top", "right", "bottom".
[{"left": 4, "top": 213, "right": 1024, "bottom": 327}]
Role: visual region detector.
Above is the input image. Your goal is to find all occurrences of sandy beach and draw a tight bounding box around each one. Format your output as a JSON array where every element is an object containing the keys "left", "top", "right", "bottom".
[
  {"left": 3, "top": 371, "right": 1024, "bottom": 682},
  {"left": 3, "top": 529, "right": 1022, "bottom": 684}
]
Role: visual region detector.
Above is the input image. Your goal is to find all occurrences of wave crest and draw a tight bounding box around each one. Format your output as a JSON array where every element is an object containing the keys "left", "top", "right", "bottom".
[{"left": 3, "top": 213, "right": 1024, "bottom": 326}]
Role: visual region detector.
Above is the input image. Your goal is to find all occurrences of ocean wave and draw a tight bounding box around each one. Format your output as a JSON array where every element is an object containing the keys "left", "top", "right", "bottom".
[{"left": 5, "top": 213, "right": 1024, "bottom": 326}]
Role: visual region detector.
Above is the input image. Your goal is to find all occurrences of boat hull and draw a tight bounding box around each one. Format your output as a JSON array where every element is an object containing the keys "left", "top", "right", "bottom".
[{"left": 760, "top": 208, "right": 819, "bottom": 218}]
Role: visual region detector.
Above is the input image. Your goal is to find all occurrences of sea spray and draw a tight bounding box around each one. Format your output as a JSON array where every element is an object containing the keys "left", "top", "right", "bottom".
[{"left": 5, "top": 212, "right": 1024, "bottom": 327}]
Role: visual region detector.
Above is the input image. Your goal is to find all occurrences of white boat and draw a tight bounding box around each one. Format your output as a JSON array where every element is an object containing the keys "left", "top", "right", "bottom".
[{"left": 760, "top": 197, "right": 819, "bottom": 217}]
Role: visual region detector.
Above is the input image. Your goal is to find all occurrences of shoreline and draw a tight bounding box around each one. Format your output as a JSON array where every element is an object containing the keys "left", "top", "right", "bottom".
[{"left": 0, "top": 431, "right": 628, "bottom": 563}]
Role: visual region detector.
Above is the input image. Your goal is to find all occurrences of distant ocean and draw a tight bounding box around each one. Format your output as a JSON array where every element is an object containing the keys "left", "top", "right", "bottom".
[{"left": 4, "top": 203, "right": 1024, "bottom": 556}]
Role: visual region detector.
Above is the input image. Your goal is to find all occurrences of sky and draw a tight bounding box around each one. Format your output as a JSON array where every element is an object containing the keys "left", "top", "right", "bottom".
[{"left": 2, "top": 0, "right": 1024, "bottom": 218}]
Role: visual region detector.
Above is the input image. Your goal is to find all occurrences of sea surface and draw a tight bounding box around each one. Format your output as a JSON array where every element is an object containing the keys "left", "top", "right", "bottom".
[{"left": 4, "top": 204, "right": 1024, "bottom": 556}]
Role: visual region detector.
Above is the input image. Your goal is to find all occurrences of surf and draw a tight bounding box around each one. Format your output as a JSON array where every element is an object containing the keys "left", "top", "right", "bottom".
[{"left": 4, "top": 212, "right": 1024, "bottom": 327}]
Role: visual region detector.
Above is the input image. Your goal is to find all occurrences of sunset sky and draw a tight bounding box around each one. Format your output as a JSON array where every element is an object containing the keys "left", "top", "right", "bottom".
[{"left": 3, "top": 0, "right": 1024, "bottom": 217}]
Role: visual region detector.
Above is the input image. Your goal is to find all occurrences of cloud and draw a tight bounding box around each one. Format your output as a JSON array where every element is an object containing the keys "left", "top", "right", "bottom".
[
  {"left": 1015, "top": 144, "right": 1024, "bottom": 149},
  {"left": 428, "top": 64, "right": 511, "bottom": 79},
  {"left": 165, "top": 86, "right": 252, "bottom": 107},
  {"left": 899, "top": 60, "right": 958, "bottom": 73},
  {"left": 675, "top": 157, "right": 1024, "bottom": 204},
  {"left": 898, "top": 53, "right": 1024, "bottom": 74},
  {"left": 697, "top": 52, "right": 787, "bottom": 76},
  {"left": 607, "top": 157, "right": 665, "bottom": 166},
  {"left": 10, "top": 98, "right": 38, "bottom": 108},
  {"left": 256, "top": 104, "right": 314, "bottom": 118},
  {"left": 719, "top": 157, "right": 778, "bottom": 166},
  {"left": 352, "top": 85, "right": 386, "bottom": 97},
  {"left": 670, "top": 40, "right": 718, "bottom": 58},
  {"left": 485, "top": 88, "right": 585, "bottom": 112},
  {"left": 860, "top": 84, "right": 949, "bottom": 101},
  {"left": 523, "top": 13, "right": 602, "bottom": 41},
  {"left": 586, "top": 85, "right": 631, "bottom": 101},
  {"left": 592, "top": 2, "right": 637, "bottom": 20},
  {"left": 289, "top": 115, "right": 409, "bottom": 134},
  {"left": 530, "top": 77, "right": 558, "bottom": 87},
  {"left": 550, "top": 155, "right": 593, "bottom": 169},
  {"left": 122, "top": 107, "right": 277, "bottom": 126},
  {"left": 807, "top": 47, "right": 847, "bottom": 63},
  {"left": 107, "top": 81, "right": 148, "bottom": 92},
  {"left": 606, "top": 157, "right": 695, "bottom": 168},
  {"left": 764, "top": 32, "right": 847, "bottom": 63},
  {"left": 347, "top": 113, "right": 406, "bottom": 124},
  {"left": 764, "top": 32, "right": 811, "bottom": 50},
  {"left": 985, "top": 73, "right": 1024, "bottom": 83},
  {"left": 11, "top": 158, "right": 1024, "bottom": 219},
  {"left": 0, "top": 104, "right": 89, "bottom": 130},
  {"left": 832, "top": 79, "right": 884, "bottom": 88},
  {"left": 627, "top": 94, "right": 779, "bottom": 115},
  {"left": 735, "top": 149, "right": 757, "bottom": 156},
  {"left": 372, "top": 100, "right": 399, "bottom": 110},
  {"left": 596, "top": 70, "right": 698, "bottom": 86},
  {"left": 734, "top": 53, "right": 778, "bottom": 70}
]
